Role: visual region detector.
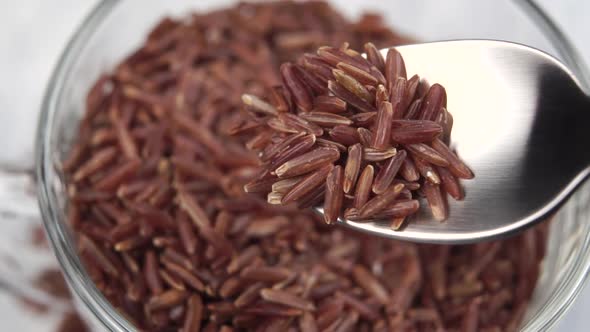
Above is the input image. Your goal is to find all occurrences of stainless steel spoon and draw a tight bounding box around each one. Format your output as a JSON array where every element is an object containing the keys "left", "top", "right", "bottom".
[{"left": 314, "top": 40, "right": 590, "bottom": 244}]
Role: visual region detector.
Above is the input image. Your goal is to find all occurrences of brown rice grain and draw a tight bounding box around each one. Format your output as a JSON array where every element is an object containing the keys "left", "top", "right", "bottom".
[
  {"left": 146, "top": 289, "right": 188, "bottom": 312},
  {"left": 242, "top": 94, "right": 278, "bottom": 116},
  {"left": 275, "top": 148, "right": 338, "bottom": 178},
  {"left": 234, "top": 282, "right": 265, "bottom": 308},
  {"left": 404, "top": 98, "right": 422, "bottom": 120},
  {"left": 413, "top": 157, "right": 441, "bottom": 184},
  {"left": 358, "top": 183, "right": 405, "bottom": 219},
  {"left": 343, "top": 143, "right": 363, "bottom": 194},
  {"left": 389, "top": 77, "right": 407, "bottom": 119},
  {"left": 299, "top": 312, "right": 319, "bottom": 332},
  {"left": 419, "top": 83, "right": 446, "bottom": 121},
  {"left": 357, "top": 127, "right": 374, "bottom": 147},
  {"left": 332, "top": 69, "right": 374, "bottom": 103},
  {"left": 280, "top": 63, "right": 313, "bottom": 112},
  {"left": 431, "top": 138, "right": 474, "bottom": 179},
  {"left": 327, "top": 80, "right": 377, "bottom": 113},
  {"left": 385, "top": 47, "right": 407, "bottom": 85},
  {"left": 294, "top": 64, "right": 330, "bottom": 96},
  {"left": 362, "top": 147, "right": 397, "bottom": 161},
  {"left": 352, "top": 265, "right": 389, "bottom": 305},
  {"left": 423, "top": 181, "right": 448, "bottom": 221},
  {"left": 260, "top": 288, "right": 315, "bottom": 311},
  {"left": 336, "top": 62, "right": 379, "bottom": 86},
  {"left": 269, "top": 133, "right": 317, "bottom": 170},
  {"left": 390, "top": 119, "right": 442, "bottom": 144},
  {"left": 329, "top": 125, "right": 361, "bottom": 146},
  {"left": 353, "top": 165, "right": 375, "bottom": 209},
  {"left": 72, "top": 147, "right": 118, "bottom": 182},
  {"left": 281, "top": 164, "right": 333, "bottom": 204},
  {"left": 405, "top": 143, "right": 449, "bottom": 167},
  {"left": 240, "top": 266, "right": 292, "bottom": 283},
  {"left": 364, "top": 42, "right": 385, "bottom": 72},
  {"left": 390, "top": 217, "right": 406, "bottom": 230},
  {"left": 316, "top": 138, "right": 347, "bottom": 152},
  {"left": 372, "top": 150, "right": 407, "bottom": 194},
  {"left": 313, "top": 95, "right": 347, "bottom": 113},
  {"left": 182, "top": 294, "right": 203, "bottom": 332},
  {"left": 317, "top": 46, "right": 372, "bottom": 72},
  {"left": 299, "top": 112, "right": 353, "bottom": 127},
  {"left": 371, "top": 102, "right": 394, "bottom": 149},
  {"left": 162, "top": 260, "right": 205, "bottom": 292},
  {"left": 324, "top": 165, "right": 344, "bottom": 224},
  {"left": 437, "top": 166, "right": 464, "bottom": 200}
]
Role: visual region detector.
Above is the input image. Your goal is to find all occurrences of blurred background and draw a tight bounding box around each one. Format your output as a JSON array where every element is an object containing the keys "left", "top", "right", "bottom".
[{"left": 0, "top": 1, "right": 588, "bottom": 331}]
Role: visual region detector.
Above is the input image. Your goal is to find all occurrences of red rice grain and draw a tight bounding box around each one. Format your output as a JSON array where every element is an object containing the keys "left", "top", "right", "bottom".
[
  {"left": 353, "top": 165, "right": 375, "bottom": 209},
  {"left": 324, "top": 165, "right": 344, "bottom": 224},
  {"left": 423, "top": 181, "right": 448, "bottom": 221},
  {"left": 343, "top": 143, "right": 362, "bottom": 194},
  {"left": 281, "top": 164, "right": 334, "bottom": 204},
  {"left": 274, "top": 147, "right": 339, "bottom": 178},
  {"left": 371, "top": 102, "right": 394, "bottom": 149},
  {"left": 372, "top": 150, "right": 407, "bottom": 195}
]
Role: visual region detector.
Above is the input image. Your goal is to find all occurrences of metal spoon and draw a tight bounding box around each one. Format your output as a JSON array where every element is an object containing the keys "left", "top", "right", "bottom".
[{"left": 314, "top": 40, "right": 590, "bottom": 244}]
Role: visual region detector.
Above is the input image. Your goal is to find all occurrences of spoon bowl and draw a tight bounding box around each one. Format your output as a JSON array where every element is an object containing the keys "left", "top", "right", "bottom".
[{"left": 315, "top": 40, "right": 590, "bottom": 244}]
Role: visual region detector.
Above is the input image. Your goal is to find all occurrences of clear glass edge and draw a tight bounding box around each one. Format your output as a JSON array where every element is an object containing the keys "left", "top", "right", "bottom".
[
  {"left": 37, "top": 2, "right": 134, "bottom": 331},
  {"left": 35, "top": 0, "right": 590, "bottom": 331},
  {"left": 515, "top": 2, "right": 590, "bottom": 331}
]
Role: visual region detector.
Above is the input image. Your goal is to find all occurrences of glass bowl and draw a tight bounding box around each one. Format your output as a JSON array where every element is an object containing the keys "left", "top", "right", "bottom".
[{"left": 37, "top": 0, "right": 590, "bottom": 331}]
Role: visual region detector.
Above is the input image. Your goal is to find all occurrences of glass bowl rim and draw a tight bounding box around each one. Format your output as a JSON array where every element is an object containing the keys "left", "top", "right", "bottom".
[{"left": 35, "top": 0, "right": 590, "bottom": 331}]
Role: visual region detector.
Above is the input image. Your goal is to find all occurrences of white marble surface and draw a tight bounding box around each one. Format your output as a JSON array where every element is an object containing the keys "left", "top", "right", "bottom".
[{"left": 0, "top": 0, "right": 588, "bottom": 331}]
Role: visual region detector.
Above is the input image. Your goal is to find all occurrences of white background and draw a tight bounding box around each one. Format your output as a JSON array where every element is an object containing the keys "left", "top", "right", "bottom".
[{"left": 0, "top": 1, "right": 588, "bottom": 330}]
